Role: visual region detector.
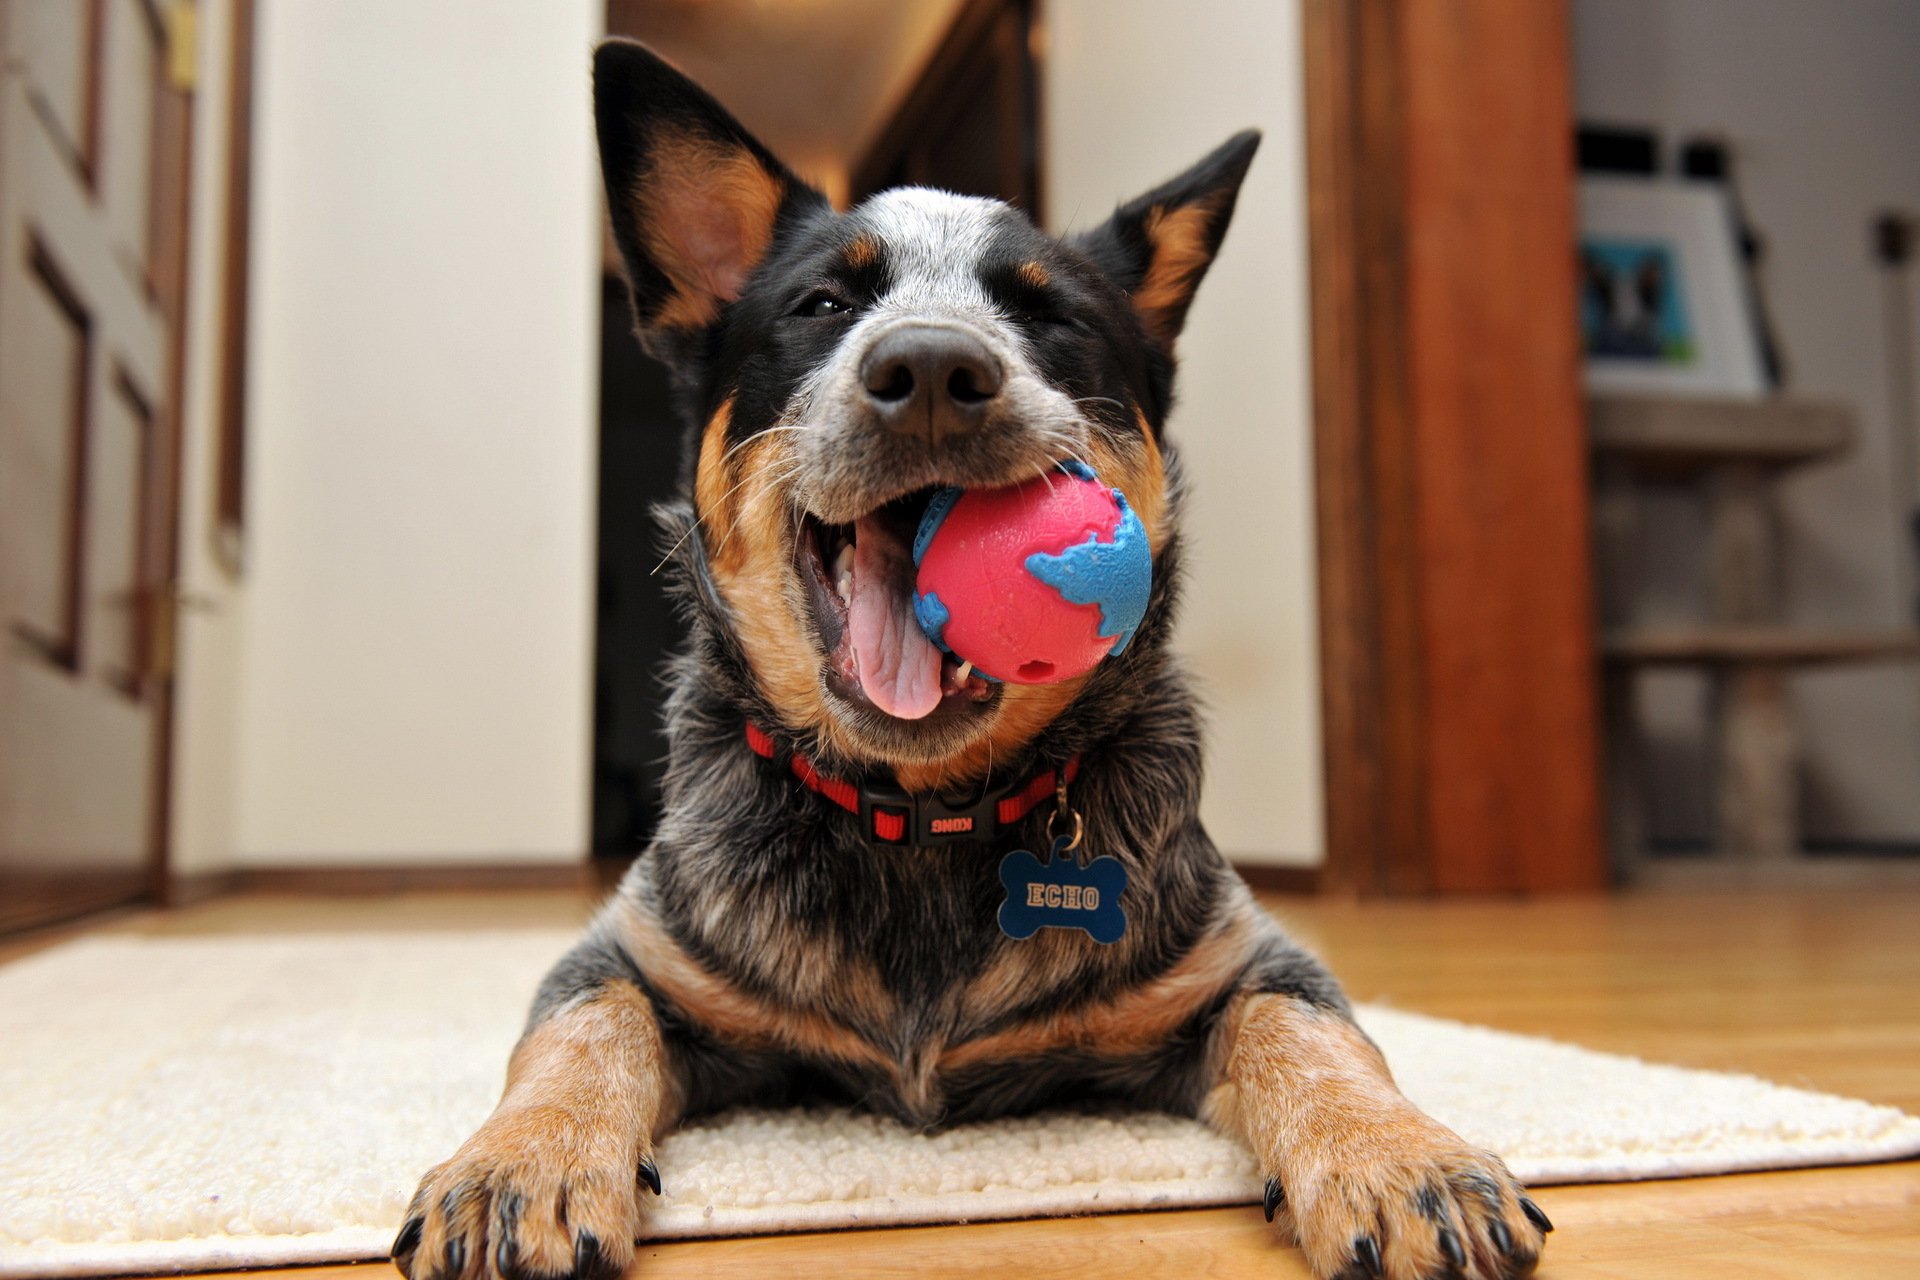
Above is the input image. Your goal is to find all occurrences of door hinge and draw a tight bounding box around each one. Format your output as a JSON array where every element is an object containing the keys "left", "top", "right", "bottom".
[
  {"left": 149, "top": 586, "right": 177, "bottom": 682},
  {"left": 166, "top": 1, "right": 199, "bottom": 92},
  {"left": 148, "top": 583, "right": 219, "bottom": 682}
]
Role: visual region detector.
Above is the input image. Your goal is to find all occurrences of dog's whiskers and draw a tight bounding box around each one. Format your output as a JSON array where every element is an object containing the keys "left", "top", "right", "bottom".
[{"left": 651, "top": 428, "right": 811, "bottom": 576}]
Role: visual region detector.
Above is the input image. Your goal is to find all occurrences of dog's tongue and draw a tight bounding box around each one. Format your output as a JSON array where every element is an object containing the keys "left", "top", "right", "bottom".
[{"left": 849, "top": 514, "right": 944, "bottom": 720}]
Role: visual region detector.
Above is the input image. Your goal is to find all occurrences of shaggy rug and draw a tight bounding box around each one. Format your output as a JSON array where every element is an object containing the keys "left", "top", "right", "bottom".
[{"left": 2, "top": 931, "right": 1917, "bottom": 1277}]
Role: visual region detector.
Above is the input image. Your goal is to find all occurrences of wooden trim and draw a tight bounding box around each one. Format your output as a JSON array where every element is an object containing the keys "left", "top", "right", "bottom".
[
  {"left": 14, "top": 236, "right": 95, "bottom": 672},
  {"left": 78, "top": 0, "right": 107, "bottom": 188},
  {"left": 0, "top": 872, "right": 147, "bottom": 935},
  {"left": 106, "top": 362, "right": 158, "bottom": 698},
  {"left": 1303, "top": 0, "right": 1606, "bottom": 894},
  {"left": 147, "top": 8, "right": 198, "bottom": 906},
  {"left": 212, "top": 0, "right": 255, "bottom": 573},
  {"left": 1303, "top": 0, "right": 1422, "bottom": 894},
  {"left": 137, "top": 0, "right": 169, "bottom": 301},
  {"left": 1025, "top": 0, "right": 1047, "bottom": 232},
  {"left": 171, "top": 862, "right": 594, "bottom": 905},
  {"left": 1232, "top": 863, "right": 1323, "bottom": 896}
]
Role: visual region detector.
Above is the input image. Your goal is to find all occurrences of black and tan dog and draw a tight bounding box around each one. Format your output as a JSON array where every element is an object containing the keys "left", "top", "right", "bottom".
[{"left": 392, "top": 41, "right": 1550, "bottom": 1280}]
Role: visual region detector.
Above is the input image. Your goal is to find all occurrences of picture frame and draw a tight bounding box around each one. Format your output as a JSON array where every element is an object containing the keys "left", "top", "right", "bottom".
[{"left": 1578, "top": 176, "right": 1766, "bottom": 399}]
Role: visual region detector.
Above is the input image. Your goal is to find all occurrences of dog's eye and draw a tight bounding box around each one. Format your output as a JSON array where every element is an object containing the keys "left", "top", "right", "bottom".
[{"left": 798, "top": 292, "right": 851, "bottom": 318}]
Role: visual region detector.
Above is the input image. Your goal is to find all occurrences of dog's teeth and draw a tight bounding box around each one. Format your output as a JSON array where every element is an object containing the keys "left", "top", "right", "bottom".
[{"left": 832, "top": 545, "right": 855, "bottom": 602}]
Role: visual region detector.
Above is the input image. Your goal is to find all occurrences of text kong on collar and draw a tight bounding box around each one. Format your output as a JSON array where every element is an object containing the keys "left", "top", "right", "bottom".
[{"left": 744, "top": 722, "right": 1080, "bottom": 848}]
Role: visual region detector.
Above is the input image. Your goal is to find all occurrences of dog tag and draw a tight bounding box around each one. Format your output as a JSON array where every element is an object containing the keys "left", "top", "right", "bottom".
[{"left": 997, "top": 836, "right": 1127, "bottom": 944}]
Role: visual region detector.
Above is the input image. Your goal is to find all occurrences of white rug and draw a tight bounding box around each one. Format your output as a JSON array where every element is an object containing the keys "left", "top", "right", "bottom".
[{"left": 2, "top": 931, "right": 1916, "bottom": 1278}]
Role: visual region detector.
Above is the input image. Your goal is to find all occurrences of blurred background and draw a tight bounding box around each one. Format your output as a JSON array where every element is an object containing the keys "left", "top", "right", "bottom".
[{"left": 2, "top": 0, "right": 1917, "bottom": 934}]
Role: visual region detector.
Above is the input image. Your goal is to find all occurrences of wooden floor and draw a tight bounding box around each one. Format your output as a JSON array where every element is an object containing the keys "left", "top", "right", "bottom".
[{"left": 8, "top": 884, "right": 1919, "bottom": 1278}]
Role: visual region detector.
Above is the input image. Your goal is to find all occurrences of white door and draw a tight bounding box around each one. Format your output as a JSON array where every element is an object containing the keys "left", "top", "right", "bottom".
[{"left": 0, "top": 0, "right": 188, "bottom": 931}]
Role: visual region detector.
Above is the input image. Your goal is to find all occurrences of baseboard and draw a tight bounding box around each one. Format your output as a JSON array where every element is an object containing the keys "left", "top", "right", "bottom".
[
  {"left": 168, "top": 862, "right": 593, "bottom": 902},
  {"left": 166, "top": 869, "right": 240, "bottom": 908},
  {"left": 1231, "top": 862, "right": 1323, "bottom": 894}
]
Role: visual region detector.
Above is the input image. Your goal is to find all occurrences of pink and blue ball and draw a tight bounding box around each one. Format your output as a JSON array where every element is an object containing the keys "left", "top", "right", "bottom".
[{"left": 912, "top": 460, "right": 1152, "bottom": 685}]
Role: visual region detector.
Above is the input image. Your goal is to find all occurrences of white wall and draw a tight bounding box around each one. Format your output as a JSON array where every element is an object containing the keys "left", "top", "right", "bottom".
[
  {"left": 1575, "top": 0, "right": 1920, "bottom": 844},
  {"left": 168, "top": 0, "right": 246, "bottom": 877},
  {"left": 1045, "top": 0, "right": 1323, "bottom": 866},
  {"left": 220, "top": 0, "right": 602, "bottom": 863}
]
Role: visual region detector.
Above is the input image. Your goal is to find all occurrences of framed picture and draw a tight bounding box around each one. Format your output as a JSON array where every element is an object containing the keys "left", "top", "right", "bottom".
[{"left": 1578, "top": 176, "right": 1766, "bottom": 398}]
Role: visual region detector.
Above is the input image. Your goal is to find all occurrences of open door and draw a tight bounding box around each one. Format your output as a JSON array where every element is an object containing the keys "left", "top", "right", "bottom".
[{"left": 0, "top": 0, "right": 193, "bottom": 932}]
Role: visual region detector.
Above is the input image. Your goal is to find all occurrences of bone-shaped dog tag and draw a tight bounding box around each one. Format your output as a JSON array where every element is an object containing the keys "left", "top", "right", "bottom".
[{"left": 997, "top": 836, "right": 1127, "bottom": 944}]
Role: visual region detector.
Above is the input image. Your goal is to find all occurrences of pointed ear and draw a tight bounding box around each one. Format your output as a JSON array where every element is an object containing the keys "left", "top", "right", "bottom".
[
  {"left": 1071, "top": 130, "right": 1261, "bottom": 348},
  {"left": 594, "top": 40, "right": 827, "bottom": 339}
]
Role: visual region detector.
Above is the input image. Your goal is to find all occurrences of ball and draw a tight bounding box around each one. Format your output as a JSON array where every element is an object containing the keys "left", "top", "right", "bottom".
[{"left": 912, "top": 461, "right": 1152, "bottom": 685}]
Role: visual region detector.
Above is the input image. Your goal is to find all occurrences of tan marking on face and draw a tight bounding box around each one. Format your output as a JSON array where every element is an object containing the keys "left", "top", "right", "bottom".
[
  {"left": 1015, "top": 260, "right": 1051, "bottom": 289},
  {"left": 844, "top": 234, "right": 880, "bottom": 269},
  {"left": 608, "top": 895, "right": 897, "bottom": 1074},
  {"left": 694, "top": 410, "right": 1105, "bottom": 779},
  {"left": 399, "top": 982, "right": 672, "bottom": 1280},
  {"left": 693, "top": 398, "right": 834, "bottom": 735},
  {"left": 1078, "top": 410, "right": 1170, "bottom": 555},
  {"left": 942, "top": 901, "right": 1259, "bottom": 1071},
  {"left": 1207, "top": 991, "right": 1545, "bottom": 1276},
  {"left": 1133, "top": 199, "right": 1221, "bottom": 346},
  {"left": 634, "top": 128, "right": 786, "bottom": 330}
]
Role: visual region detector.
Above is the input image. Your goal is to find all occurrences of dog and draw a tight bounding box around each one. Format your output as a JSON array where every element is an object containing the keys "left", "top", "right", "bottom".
[{"left": 391, "top": 40, "right": 1550, "bottom": 1280}]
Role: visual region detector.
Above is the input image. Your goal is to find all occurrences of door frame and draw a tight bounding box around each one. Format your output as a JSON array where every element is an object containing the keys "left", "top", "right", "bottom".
[
  {"left": 145, "top": 0, "right": 206, "bottom": 908},
  {"left": 1302, "top": 0, "right": 1608, "bottom": 894}
]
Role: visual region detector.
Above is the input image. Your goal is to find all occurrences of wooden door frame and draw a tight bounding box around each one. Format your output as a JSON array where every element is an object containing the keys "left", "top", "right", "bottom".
[
  {"left": 1302, "top": 0, "right": 1608, "bottom": 894},
  {"left": 146, "top": 0, "right": 204, "bottom": 906}
]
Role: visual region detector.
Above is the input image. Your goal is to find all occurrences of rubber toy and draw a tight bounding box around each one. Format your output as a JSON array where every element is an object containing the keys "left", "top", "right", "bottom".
[{"left": 913, "top": 460, "right": 1152, "bottom": 685}]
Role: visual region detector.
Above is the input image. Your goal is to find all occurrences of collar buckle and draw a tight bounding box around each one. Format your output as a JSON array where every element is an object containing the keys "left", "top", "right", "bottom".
[{"left": 860, "top": 782, "right": 1000, "bottom": 846}]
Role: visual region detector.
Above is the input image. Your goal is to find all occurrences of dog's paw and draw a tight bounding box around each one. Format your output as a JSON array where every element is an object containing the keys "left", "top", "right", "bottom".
[
  {"left": 1267, "top": 1109, "right": 1549, "bottom": 1280},
  {"left": 390, "top": 1111, "right": 659, "bottom": 1280}
]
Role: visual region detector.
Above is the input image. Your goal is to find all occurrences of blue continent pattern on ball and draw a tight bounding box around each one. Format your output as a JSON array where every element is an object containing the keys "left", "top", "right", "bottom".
[
  {"left": 911, "top": 486, "right": 964, "bottom": 567},
  {"left": 913, "top": 589, "right": 951, "bottom": 651},
  {"left": 1023, "top": 492, "right": 1152, "bottom": 655}
]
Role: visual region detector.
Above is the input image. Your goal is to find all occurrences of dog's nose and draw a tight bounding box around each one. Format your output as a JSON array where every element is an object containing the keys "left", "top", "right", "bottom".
[{"left": 859, "top": 325, "right": 1004, "bottom": 442}]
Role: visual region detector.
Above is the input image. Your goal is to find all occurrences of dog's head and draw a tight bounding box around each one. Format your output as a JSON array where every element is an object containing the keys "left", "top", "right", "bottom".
[{"left": 595, "top": 41, "right": 1255, "bottom": 784}]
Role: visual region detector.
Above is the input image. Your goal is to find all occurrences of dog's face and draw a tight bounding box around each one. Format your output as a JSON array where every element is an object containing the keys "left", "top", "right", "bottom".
[{"left": 596, "top": 42, "right": 1256, "bottom": 783}]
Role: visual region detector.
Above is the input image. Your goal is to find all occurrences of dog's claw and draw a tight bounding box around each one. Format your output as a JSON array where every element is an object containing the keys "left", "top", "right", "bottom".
[
  {"left": 1437, "top": 1224, "right": 1466, "bottom": 1270},
  {"left": 573, "top": 1231, "right": 618, "bottom": 1280},
  {"left": 1263, "top": 1175, "right": 1284, "bottom": 1222},
  {"left": 442, "top": 1233, "right": 466, "bottom": 1280},
  {"left": 1353, "top": 1234, "right": 1383, "bottom": 1277},
  {"left": 637, "top": 1156, "right": 662, "bottom": 1197},
  {"left": 1520, "top": 1196, "right": 1553, "bottom": 1234},
  {"left": 390, "top": 1216, "right": 423, "bottom": 1262},
  {"left": 1489, "top": 1218, "right": 1513, "bottom": 1256}
]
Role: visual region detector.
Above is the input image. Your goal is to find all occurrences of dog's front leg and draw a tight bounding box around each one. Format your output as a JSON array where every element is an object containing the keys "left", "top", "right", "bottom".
[
  {"left": 1208, "top": 992, "right": 1550, "bottom": 1280},
  {"left": 393, "top": 976, "right": 677, "bottom": 1280}
]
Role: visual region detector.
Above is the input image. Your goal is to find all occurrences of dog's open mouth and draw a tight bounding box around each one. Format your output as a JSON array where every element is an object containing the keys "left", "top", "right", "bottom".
[{"left": 798, "top": 488, "right": 994, "bottom": 722}]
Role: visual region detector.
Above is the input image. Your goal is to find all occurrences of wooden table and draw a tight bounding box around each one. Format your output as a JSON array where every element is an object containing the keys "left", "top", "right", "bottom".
[{"left": 1592, "top": 394, "right": 1920, "bottom": 875}]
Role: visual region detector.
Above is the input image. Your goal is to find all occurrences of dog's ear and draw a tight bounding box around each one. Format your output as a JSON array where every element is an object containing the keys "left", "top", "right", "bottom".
[
  {"left": 594, "top": 40, "right": 827, "bottom": 343},
  {"left": 1072, "top": 130, "right": 1261, "bottom": 349}
]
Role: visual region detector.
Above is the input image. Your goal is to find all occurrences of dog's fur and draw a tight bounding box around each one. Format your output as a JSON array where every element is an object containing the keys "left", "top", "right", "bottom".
[{"left": 393, "top": 42, "right": 1548, "bottom": 1280}]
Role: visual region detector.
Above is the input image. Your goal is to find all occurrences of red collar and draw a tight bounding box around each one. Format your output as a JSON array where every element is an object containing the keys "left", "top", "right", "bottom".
[{"left": 745, "top": 722, "right": 1079, "bottom": 847}]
